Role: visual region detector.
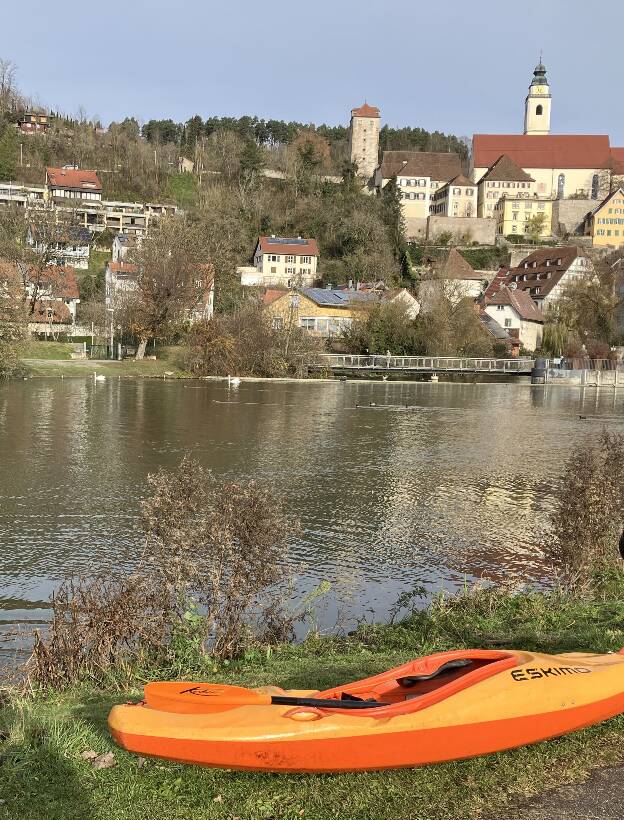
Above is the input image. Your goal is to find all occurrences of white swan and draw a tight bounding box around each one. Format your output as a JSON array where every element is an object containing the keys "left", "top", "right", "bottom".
[
  {"left": 93, "top": 372, "right": 106, "bottom": 382},
  {"left": 227, "top": 375, "right": 241, "bottom": 387}
]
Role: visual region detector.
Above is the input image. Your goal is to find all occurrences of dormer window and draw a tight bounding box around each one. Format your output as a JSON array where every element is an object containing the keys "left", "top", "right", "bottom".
[
  {"left": 556, "top": 258, "right": 562, "bottom": 265},
  {"left": 545, "top": 259, "right": 551, "bottom": 266}
]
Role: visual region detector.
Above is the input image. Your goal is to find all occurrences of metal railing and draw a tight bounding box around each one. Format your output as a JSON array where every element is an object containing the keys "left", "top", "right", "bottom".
[{"left": 317, "top": 355, "right": 535, "bottom": 373}]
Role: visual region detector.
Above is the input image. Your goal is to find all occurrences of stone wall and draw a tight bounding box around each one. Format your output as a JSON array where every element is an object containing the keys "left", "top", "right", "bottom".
[
  {"left": 551, "top": 199, "right": 594, "bottom": 236},
  {"left": 427, "top": 216, "right": 496, "bottom": 245},
  {"left": 404, "top": 217, "right": 428, "bottom": 240}
]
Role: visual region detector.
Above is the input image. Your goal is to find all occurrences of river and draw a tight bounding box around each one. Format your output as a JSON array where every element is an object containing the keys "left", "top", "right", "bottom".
[{"left": 1, "top": 377, "right": 623, "bottom": 659}]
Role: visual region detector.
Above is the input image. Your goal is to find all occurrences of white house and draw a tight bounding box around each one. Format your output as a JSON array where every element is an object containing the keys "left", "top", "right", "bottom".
[
  {"left": 239, "top": 236, "right": 320, "bottom": 288},
  {"left": 483, "top": 284, "right": 544, "bottom": 351},
  {"left": 503, "top": 246, "right": 594, "bottom": 309},
  {"left": 27, "top": 225, "right": 92, "bottom": 270}
]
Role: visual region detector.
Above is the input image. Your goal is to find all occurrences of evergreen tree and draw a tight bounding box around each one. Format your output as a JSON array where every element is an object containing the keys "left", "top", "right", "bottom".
[{"left": 0, "top": 123, "right": 17, "bottom": 181}]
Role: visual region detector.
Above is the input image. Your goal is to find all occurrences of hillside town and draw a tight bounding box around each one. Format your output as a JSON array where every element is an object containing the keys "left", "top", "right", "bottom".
[
  {"left": 1, "top": 60, "right": 624, "bottom": 360},
  {"left": 6, "top": 4, "right": 624, "bottom": 818}
]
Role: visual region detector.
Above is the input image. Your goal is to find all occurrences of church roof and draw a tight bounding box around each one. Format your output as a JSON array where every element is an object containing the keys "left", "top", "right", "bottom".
[
  {"left": 480, "top": 154, "right": 535, "bottom": 183},
  {"left": 351, "top": 103, "right": 380, "bottom": 118},
  {"left": 380, "top": 151, "right": 462, "bottom": 182},
  {"left": 473, "top": 134, "right": 614, "bottom": 171}
]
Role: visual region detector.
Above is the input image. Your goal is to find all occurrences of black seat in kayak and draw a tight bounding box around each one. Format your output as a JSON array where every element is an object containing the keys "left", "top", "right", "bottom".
[{"left": 398, "top": 658, "right": 473, "bottom": 688}]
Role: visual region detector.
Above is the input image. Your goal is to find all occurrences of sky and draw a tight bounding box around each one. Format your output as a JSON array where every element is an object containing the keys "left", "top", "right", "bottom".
[{"left": 4, "top": 0, "right": 624, "bottom": 140}]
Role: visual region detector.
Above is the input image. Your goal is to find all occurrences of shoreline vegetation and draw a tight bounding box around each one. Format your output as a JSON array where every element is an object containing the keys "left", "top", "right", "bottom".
[{"left": 1, "top": 436, "right": 624, "bottom": 819}]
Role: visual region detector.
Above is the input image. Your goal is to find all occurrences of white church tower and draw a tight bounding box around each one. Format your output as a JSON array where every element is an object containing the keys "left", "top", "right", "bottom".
[{"left": 524, "top": 61, "right": 551, "bottom": 135}]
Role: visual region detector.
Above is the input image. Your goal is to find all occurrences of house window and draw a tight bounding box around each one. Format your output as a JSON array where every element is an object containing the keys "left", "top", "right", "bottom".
[
  {"left": 536, "top": 104, "right": 543, "bottom": 116},
  {"left": 285, "top": 255, "right": 295, "bottom": 263},
  {"left": 557, "top": 173, "right": 565, "bottom": 198},
  {"left": 496, "top": 305, "right": 504, "bottom": 311},
  {"left": 300, "top": 256, "right": 312, "bottom": 264},
  {"left": 504, "top": 319, "right": 512, "bottom": 328},
  {"left": 300, "top": 318, "right": 315, "bottom": 330},
  {"left": 272, "top": 317, "right": 284, "bottom": 330}
]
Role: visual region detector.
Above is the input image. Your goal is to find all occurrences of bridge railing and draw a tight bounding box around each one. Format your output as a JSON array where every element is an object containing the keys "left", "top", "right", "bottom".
[{"left": 317, "top": 354, "right": 535, "bottom": 373}]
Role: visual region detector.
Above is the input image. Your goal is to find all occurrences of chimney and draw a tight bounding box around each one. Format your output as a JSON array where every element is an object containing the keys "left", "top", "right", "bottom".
[
  {"left": 325, "top": 283, "right": 332, "bottom": 290},
  {"left": 348, "top": 279, "right": 353, "bottom": 290}
]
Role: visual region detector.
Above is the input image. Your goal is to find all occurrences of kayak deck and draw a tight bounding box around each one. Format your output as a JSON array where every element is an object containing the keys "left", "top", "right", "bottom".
[{"left": 108, "top": 648, "right": 624, "bottom": 772}]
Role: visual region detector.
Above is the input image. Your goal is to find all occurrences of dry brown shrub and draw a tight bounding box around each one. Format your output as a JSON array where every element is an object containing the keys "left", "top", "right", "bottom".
[
  {"left": 184, "top": 303, "right": 323, "bottom": 378},
  {"left": 142, "top": 457, "right": 297, "bottom": 659},
  {"left": 28, "top": 458, "right": 299, "bottom": 688},
  {"left": 29, "top": 575, "right": 170, "bottom": 689},
  {"left": 542, "top": 431, "right": 624, "bottom": 585}
]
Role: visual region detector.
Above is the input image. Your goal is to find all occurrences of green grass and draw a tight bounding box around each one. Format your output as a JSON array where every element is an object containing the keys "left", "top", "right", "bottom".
[
  {"left": 22, "top": 345, "right": 189, "bottom": 377},
  {"left": 22, "top": 341, "right": 77, "bottom": 360},
  {"left": 165, "top": 173, "right": 199, "bottom": 209},
  {"left": 4, "top": 582, "right": 624, "bottom": 819}
]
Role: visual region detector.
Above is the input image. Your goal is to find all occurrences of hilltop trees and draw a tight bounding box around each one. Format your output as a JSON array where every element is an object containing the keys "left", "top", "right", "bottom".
[{"left": 0, "top": 122, "right": 18, "bottom": 181}]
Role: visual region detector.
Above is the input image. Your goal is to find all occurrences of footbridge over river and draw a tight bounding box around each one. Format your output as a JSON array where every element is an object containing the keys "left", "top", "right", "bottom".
[{"left": 313, "top": 354, "right": 535, "bottom": 377}]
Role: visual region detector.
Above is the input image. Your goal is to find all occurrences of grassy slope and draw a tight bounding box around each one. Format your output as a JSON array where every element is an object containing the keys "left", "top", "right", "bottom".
[
  {"left": 22, "top": 345, "right": 189, "bottom": 377},
  {"left": 22, "top": 341, "right": 77, "bottom": 360},
  {"left": 3, "top": 584, "right": 624, "bottom": 820}
]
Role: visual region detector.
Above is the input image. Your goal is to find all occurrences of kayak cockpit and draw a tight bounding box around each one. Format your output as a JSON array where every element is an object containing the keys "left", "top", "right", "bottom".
[{"left": 315, "top": 649, "right": 519, "bottom": 715}]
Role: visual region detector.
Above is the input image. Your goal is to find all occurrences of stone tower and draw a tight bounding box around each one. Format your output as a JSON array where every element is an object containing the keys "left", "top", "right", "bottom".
[
  {"left": 348, "top": 102, "right": 381, "bottom": 180},
  {"left": 524, "top": 61, "right": 551, "bottom": 135}
]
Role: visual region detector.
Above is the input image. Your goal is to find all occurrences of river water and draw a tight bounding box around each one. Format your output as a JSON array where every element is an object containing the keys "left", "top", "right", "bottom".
[{"left": 1, "top": 377, "right": 623, "bottom": 658}]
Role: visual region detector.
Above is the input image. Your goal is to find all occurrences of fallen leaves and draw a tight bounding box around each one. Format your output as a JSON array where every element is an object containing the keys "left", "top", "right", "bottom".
[{"left": 80, "top": 750, "right": 116, "bottom": 769}]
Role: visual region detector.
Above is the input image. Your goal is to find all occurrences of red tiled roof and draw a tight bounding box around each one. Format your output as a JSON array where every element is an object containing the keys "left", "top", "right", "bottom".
[
  {"left": 108, "top": 261, "right": 139, "bottom": 274},
  {"left": 381, "top": 151, "right": 462, "bottom": 181},
  {"left": 26, "top": 265, "right": 79, "bottom": 300},
  {"left": 435, "top": 248, "right": 485, "bottom": 281},
  {"left": 46, "top": 167, "right": 102, "bottom": 192},
  {"left": 257, "top": 237, "right": 319, "bottom": 257},
  {"left": 30, "top": 299, "right": 72, "bottom": 324},
  {"left": 473, "top": 135, "right": 614, "bottom": 170},
  {"left": 261, "top": 288, "right": 289, "bottom": 306},
  {"left": 480, "top": 154, "right": 535, "bottom": 183},
  {"left": 351, "top": 103, "right": 380, "bottom": 118},
  {"left": 444, "top": 174, "right": 476, "bottom": 187},
  {"left": 611, "top": 148, "right": 624, "bottom": 174},
  {"left": 491, "top": 246, "right": 591, "bottom": 300},
  {"left": 485, "top": 285, "right": 544, "bottom": 322}
]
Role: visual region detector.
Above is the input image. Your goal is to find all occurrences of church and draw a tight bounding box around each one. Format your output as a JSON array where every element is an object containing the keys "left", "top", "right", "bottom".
[{"left": 471, "top": 62, "right": 624, "bottom": 201}]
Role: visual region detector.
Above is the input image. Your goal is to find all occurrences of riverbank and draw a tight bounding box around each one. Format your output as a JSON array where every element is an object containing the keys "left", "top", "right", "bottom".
[{"left": 3, "top": 581, "right": 624, "bottom": 820}]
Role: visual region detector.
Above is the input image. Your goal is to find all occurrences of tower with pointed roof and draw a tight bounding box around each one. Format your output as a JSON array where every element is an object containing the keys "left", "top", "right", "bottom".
[
  {"left": 524, "top": 61, "right": 551, "bottom": 135},
  {"left": 348, "top": 102, "right": 380, "bottom": 181}
]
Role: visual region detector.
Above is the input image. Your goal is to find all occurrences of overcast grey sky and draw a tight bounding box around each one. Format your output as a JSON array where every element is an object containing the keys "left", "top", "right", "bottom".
[{"left": 4, "top": 0, "right": 623, "bottom": 139}]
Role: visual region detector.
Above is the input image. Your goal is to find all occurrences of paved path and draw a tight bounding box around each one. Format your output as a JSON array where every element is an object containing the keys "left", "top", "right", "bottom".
[{"left": 496, "top": 765, "right": 624, "bottom": 819}]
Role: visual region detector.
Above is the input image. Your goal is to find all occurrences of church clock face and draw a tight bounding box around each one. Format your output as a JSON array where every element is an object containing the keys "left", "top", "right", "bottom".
[{"left": 535, "top": 86, "right": 544, "bottom": 94}]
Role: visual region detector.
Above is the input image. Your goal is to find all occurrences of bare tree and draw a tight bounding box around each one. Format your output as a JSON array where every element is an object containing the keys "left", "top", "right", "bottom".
[
  {"left": 0, "top": 58, "right": 20, "bottom": 115},
  {"left": 128, "top": 216, "right": 212, "bottom": 358}
]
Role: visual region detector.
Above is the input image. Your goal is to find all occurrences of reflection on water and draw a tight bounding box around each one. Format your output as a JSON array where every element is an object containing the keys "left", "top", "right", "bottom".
[{"left": 1, "top": 377, "right": 623, "bottom": 650}]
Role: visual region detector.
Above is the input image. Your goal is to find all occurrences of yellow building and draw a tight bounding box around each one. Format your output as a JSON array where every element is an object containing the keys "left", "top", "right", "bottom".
[
  {"left": 430, "top": 175, "right": 477, "bottom": 217},
  {"left": 476, "top": 155, "right": 536, "bottom": 218},
  {"left": 263, "top": 287, "right": 419, "bottom": 338},
  {"left": 586, "top": 188, "right": 624, "bottom": 248},
  {"left": 494, "top": 195, "right": 553, "bottom": 239}
]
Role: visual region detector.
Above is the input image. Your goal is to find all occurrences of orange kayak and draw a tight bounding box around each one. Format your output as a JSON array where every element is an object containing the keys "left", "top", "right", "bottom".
[{"left": 108, "top": 648, "right": 624, "bottom": 772}]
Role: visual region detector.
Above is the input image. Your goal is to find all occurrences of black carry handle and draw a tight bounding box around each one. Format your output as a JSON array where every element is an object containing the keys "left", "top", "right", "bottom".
[
  {"left": 271, "top": 696, "right": 390, "bottom": 710},
  {"left": 398, "top": 658, "right": 474, "bottom": 688}
]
